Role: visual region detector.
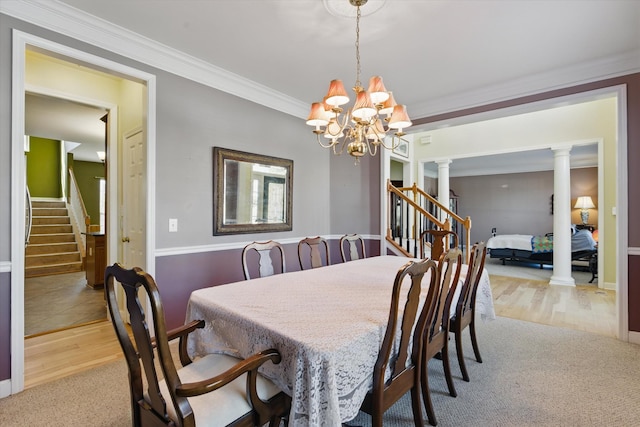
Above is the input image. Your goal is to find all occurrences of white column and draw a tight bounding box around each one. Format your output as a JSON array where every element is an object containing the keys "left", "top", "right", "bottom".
[
  {"left": 436, "top": 159, "right": 452, "bottom": 223},
  {"left": 550, "top": 147, "right": 575, "bottom": 286}
]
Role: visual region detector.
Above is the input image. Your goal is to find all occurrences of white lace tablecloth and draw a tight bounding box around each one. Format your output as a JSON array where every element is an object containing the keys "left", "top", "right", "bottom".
[{"left": 186, "top": 255, "right": 495, "bottom": 426}]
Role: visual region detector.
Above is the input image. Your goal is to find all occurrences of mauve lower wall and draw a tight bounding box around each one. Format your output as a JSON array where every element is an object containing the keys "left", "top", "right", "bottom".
[
  {"left": 155, "top": 238, "right": 380, "bottom": 329},
  {"left": 0, "top": 272, "right": 9, "bottom": 379}
]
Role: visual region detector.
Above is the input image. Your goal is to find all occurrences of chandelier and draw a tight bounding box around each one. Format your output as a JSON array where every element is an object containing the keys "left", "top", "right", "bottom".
[{"left": 305, "top": 0, "right": 412, "bottom": 162}]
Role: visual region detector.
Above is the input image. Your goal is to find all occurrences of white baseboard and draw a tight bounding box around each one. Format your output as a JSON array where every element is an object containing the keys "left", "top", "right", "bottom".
[
  {"left": 0, "top": 379, "right": 11, "bottom": 399},
  {"left": 629, "top": 331, "right": 640, "bottom": 345},
  {"left": 603, "top": 281, "right": 617, "bottom": 291}
]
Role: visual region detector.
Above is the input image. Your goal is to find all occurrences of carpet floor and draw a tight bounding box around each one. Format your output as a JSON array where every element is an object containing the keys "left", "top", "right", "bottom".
[{"left": 3, "top": 316, "right": 639, "bottom": 426}]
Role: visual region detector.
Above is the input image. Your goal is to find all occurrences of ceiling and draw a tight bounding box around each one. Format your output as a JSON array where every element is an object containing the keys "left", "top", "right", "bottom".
[{"left": 16, "top": 0, "right": 640, "bottom": 168}]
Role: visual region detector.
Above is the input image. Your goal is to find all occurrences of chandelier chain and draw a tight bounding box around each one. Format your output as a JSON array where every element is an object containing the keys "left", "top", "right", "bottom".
[{"left": 355, "top": 5, "right": 361, "bottom": 89}]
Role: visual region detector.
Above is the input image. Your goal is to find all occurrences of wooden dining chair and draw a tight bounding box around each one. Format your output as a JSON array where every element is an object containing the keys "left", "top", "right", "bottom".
[
  {"left": 242, "top": 240, "right": 286, "bottom": 280},
  {"left": 451, "top": 241, "right": 487, "bottom": 382},
  {"left": 359, "top": 258, "right": 440, "bottom": 427},
  {"left": 419, "top": 229, "right": 459, "bottom": 260},
  {"left": 339, "top": 233, "right": 366, "bottom": 262},
  {"left": 104, "top": 263, "right": 291, "bottom": 427},
  {"left": 421, "top": 248, "right": 463, "bottom": 426},
  {"left": 297, "top": 236, "right": 330, "bottom": 270}
]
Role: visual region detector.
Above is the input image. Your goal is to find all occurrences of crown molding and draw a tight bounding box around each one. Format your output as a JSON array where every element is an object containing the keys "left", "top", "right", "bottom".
[
  {"left": 2, "top": 1, "right": 639, "bottom": 121},
  {"left": 411, "top": 48, "right": 640, "bottom": 118},
  {"left": 0, "top": 0, "right": 309, "bottom": 118}
]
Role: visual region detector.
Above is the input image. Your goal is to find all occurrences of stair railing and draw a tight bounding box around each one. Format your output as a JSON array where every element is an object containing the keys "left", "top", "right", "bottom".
[
  {"left": 25, "top": 186, "right": 32, "bottom": 247},
  {"left": 68, "top": 168, "right": 90, "bottom": 256},
  {"left": 386, "top": 180, "right": 472, "bottom": 263}
]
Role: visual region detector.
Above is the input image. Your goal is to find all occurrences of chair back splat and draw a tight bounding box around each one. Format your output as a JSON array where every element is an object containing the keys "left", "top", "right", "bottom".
[
  {"left": 242, "top": 240, "right": 286, "bottom": 280},
  {"left": 421, "top": 248, "right": 463, "bottom": 426},
  {"left": 359, "top": 258, "right": 439, "bottom": 427},
  {"left": 105, "top": 263, "right": 290, "bottom": 427},
  {"left": 420, "top": 229, "right": 459, "bottom": 260},
  {"left": 339, "top": 234, "right": 366, "bottom": 262},
  {"left": 452, "top": 241, "right": 488, "bottom": 381},
  {"left": 297, "top": 236, "right": 330, "bottom": 270}
]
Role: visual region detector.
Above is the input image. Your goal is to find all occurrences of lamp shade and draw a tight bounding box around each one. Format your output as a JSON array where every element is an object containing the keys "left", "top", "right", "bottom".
[
  {"left": 574, "top": 196, "right": 595, "bottom": 210},
  {"left": 325, "top": 79, "right": 349, "bottom": 107},
  {"left": 388, "top": 104, "right": 412, "bottom": 131},
  {"left": 378, "top": 91, "right": 396, "bottom": 116},
  {"left": 306, "top": 102, "right": 329, "bottom": 127},
  {"left": 367, "top": 76, "right": 389, "bottom": 105},
  {"left": 351, "top": 91, "right": 377, "bottom": 120}
]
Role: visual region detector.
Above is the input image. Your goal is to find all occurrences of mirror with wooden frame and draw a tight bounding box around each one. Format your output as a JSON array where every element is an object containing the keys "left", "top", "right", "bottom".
[{"left": 213, "top": 147, "right": 293, "bottom": 235}]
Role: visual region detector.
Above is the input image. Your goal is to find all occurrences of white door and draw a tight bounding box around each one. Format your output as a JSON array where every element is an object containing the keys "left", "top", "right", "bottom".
[{"left": 122, "top": 129, "right": 146, "bottom": 269}]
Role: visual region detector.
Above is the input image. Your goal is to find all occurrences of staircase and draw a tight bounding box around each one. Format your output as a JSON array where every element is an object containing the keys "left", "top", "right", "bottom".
[
  {"left": 26, "top": 200, "right": 83, "bottom": 278},
  {"left": 386, "top": 181, "right": 473, "bottom": 263}
]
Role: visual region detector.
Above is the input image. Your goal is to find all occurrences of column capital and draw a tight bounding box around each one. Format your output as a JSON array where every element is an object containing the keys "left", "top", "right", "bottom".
[{"left": 552, "top": 145, "right": 573, "bottom": 156}]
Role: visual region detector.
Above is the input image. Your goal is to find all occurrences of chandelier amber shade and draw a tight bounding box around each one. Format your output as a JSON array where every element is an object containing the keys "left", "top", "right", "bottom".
[{"left": 305, "top": 0, "right": 412, "bottom": 162}]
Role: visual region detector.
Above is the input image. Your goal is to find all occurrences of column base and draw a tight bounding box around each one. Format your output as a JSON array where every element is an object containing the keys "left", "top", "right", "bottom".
[{"left": 549, "top": 275, "right": 576, "bottom": 286}]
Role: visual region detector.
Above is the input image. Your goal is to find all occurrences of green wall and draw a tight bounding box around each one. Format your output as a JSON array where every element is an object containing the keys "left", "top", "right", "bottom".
[
  {"left": 71, "top": 160, "right": 105, "bottom": 226},
  {"left": 26, "top": 136, "right": 61, "bottom": 198}
]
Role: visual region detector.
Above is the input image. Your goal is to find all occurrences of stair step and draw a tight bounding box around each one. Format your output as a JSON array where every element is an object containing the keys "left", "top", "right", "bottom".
[
  {"left": 31, "top": 201, "right": 66, "bottom": 209},
  {"left": 32, "top": 207, "right": 69, "bottom": 216},
  {"left": 26, "top": 242, "right": 79, "bottom": 255},
  {"left": 32, "top": 216, "right": 71, "bottom": 225},
  {"left": 31, "top": 224, "right": 73, "bottom": 234},
  {"left": 25, "top": 262, "right": 83, "bottom": 278},
  {"left": 28, "top": 233, "right": 76, "bottom": 244},
  {"left": 26, "top": 251, "right": 81, "bottom": 267}
]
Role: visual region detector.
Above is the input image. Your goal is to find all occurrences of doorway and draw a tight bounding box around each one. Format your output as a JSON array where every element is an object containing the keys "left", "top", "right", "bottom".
[
  {"left": 24, "top": 93, "right": 109, "bottom": 337},
  {"left": 10, "top": 30, "right": 156, "bottom": 394}
]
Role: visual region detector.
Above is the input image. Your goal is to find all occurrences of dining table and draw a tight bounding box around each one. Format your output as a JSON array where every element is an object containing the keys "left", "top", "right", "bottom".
[{"left": 185, "top": 255, "right": 495, "bottom": 426}]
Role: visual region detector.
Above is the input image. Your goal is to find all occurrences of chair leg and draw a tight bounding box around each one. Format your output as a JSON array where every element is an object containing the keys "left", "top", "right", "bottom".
[
  {"left": 470, "top": 318, "right": 483, "bottom": 363},
  {"left": 410, "top": 385, "right": 424, "bottom": 427},
  {"left": 442, "top": 341, "right": 457, "bottom": 398},
  {"left": 421, "top": 367, "right": 438, "bottom": 426},
  {"left": 455, "top": 327, "right": 470, "bottom": 382}
]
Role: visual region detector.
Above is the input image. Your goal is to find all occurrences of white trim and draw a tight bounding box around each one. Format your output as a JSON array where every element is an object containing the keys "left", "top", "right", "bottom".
[
  {"left": 616, "top": 86, "right": 629, "bottom": 342},
  {"left": 629, "top": 331, "right": 640, "bottom": 346},
  {"left": 410, "top": 49, "right": 640, "bottom": 119},
  {"left": 10, "top": 29, "right": 156, "bottom": 396},
  {"left": 0, "top": 262, "right": 10, "bottom": 273},
  {"left": 0, "top": 379, "right": 11, "bottom": 399},
  {"left": 1, "top": 1, "right": 638, "bottom": 121},
  {"left": 628, "top": 248, "right": 640, "bottom": 256},
  {"left": 0, "top": 0, "right": 308, "bottom": 119},
  {"left": 11, "top": 29, "right": 27, "bottom": 394},
  {"left": 155, "top": 235, "right": 382, "bottom": 258}
]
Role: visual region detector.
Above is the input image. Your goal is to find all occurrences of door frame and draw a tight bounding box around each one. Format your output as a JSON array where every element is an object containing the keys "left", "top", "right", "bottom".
[
  {"left": 10, "top": 30, "right": 157, "bottom": 394},
  {"left": 384, "top": 86, "right": 628, "bottom": 341}
]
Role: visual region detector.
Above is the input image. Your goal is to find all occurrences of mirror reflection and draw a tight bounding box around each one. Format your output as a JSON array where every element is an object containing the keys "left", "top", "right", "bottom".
[{"left": 214, "top": 147, "right": 293, "bottom": 235}]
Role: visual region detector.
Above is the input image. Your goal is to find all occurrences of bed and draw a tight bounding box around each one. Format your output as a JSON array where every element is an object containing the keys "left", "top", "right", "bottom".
[{"left": 487, "top": 228, "right": 597, "bottom": 268}]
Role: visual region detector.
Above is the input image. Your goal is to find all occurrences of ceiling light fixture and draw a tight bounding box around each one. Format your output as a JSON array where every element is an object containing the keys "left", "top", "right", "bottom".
[{"left": 305, "top": 0, "right": 412, "bottom": 163}]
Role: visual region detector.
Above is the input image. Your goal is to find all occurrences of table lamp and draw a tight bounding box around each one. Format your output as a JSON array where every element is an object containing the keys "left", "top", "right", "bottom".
[{"left": 574, "top": 196, "right": 595, "bottom": 225}]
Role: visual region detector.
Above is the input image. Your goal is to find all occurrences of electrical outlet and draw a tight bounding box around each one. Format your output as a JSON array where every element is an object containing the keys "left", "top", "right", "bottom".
[{"left": 169, "top": 218, "right": 178, "bottom": 232}]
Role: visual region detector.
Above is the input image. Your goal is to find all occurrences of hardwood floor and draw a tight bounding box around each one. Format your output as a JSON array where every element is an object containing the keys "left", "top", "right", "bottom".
[
  {"left": 490, "top": 274, "right": 617, "bottom": 337},
  {"left": 24, "top": 320, "right": 124, "bottom": 389},
  {"left": 24, "top": 273, "right": 617, "bottom": 389}
]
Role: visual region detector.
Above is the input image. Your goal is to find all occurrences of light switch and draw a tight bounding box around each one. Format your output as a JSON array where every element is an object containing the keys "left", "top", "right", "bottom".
[{"left": 169, "top": 218, "right": 178, "bottom": 232}]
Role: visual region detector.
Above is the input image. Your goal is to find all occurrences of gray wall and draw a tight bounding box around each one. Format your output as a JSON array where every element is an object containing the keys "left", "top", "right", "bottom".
[
  {"left": 0, "top": 13, "right": 380, "bottom": 381},
  {"left": 452, "top": 167, "right": 598, "bottom": 244}
]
